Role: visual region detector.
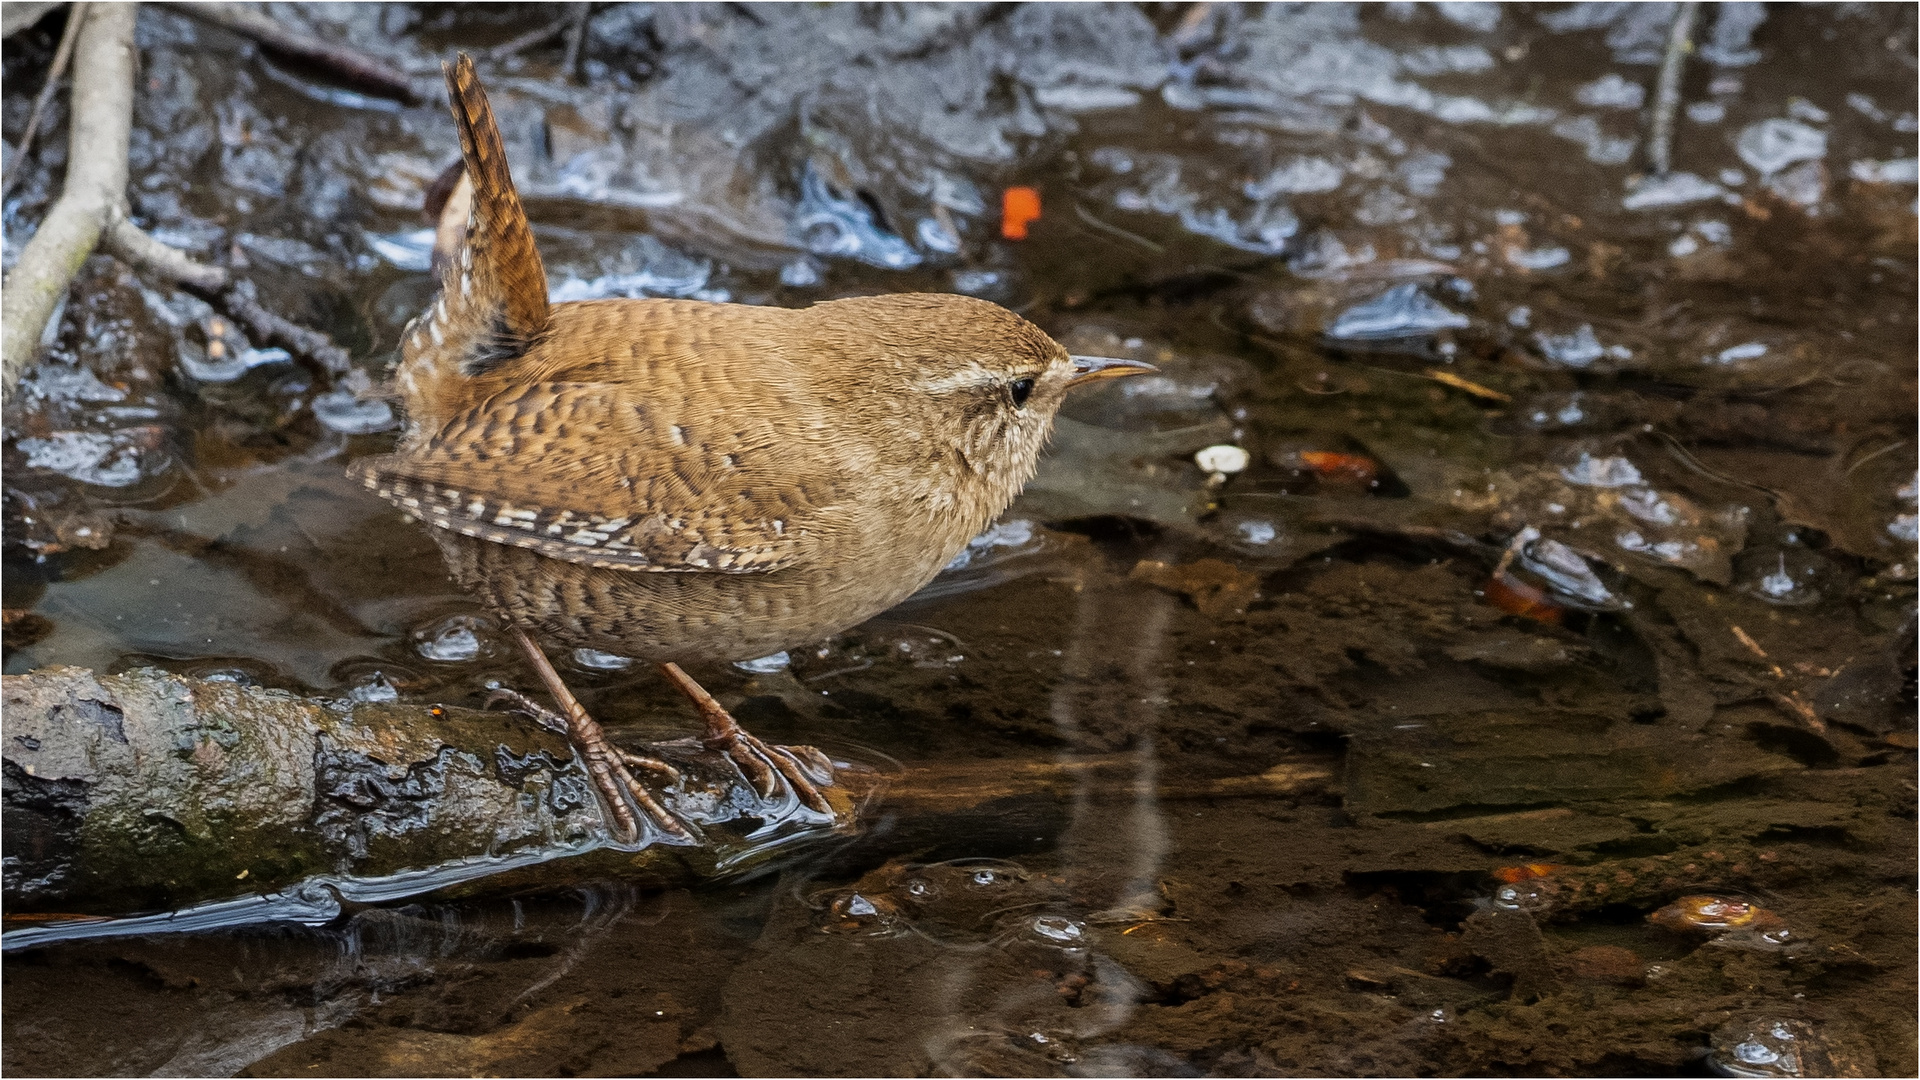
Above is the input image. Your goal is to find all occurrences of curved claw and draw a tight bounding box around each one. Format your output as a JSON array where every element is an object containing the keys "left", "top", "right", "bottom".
[
  {"left": 483, "top": 664, "right": 695, "bottom": 841},
  {"left": 711, "top": 730, "right": 836, "bottom": 816}
]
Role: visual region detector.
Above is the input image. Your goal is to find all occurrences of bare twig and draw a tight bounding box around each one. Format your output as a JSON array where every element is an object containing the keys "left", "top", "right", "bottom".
[
  {"left": 173, "top": 3, "right": 423, "bottom": 104},
  {"left": 100, "top": 211, "right": 351, "bottom": 377},
  {"left": 483, "top": 14, "right": 573, "bottom": 62},
  {"left": 1, "top": 2, "right": 87, "bottom": 200},
  {"left": 100, "top": 210, "right": 228, "bottom": 292},
  {"left": 1647, "top": 1, "right": 1701, "bottom": 177},
  {"left": 212, "top": 279, "right": 351, "bottom": 375},
  {"left": 561, "top": 3, "right": 593, "bottom": 84},
  {"left": 0, "top": 1, "right": 134, "bottom": 400}
]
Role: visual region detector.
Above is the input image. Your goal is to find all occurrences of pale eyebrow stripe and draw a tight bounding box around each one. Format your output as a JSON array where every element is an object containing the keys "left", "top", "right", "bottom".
[{"left": 915, "top": 366, "right": 1002, "bottom": 393}]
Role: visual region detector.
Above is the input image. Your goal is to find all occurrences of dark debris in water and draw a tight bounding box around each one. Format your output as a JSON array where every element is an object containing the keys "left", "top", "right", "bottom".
[{"left": 4, "top": 1, "right": 1916, "bottom": 1076}]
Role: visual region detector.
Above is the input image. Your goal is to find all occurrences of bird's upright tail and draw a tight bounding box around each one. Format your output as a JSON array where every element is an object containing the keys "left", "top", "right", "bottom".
[{"left": 393, "top": 53, "right": 551, "bottom": 431}]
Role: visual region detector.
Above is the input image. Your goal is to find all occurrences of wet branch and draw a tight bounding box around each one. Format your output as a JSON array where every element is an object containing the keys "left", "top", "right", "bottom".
[
  {"left": 0, "top": 1, "right": 133, "bottom": 401},
  {"left": 1, "top": 2, "right": 354, "bottom": 398},
  {"left": 102, "top": 214, "right": 352, "bottom": 376},
  {"left": 173, "top": 2, "right": 424, "bottom": 104},
  {"left": 1647, "top": 1, "right": 1701, "bottom": 177}
]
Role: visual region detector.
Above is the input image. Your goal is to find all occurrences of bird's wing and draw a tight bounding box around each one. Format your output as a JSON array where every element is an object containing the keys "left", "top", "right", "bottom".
[{"left": 349, "top": 380, "right": 843, "bottom": 573}]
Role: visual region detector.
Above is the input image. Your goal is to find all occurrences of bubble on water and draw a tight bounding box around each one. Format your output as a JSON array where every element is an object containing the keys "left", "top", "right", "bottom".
[
  {"left": 415, "top": 616, "right": 487, "bottom": 662},
  {"left": 822, "top": 890, "right": 903, "bottom": 934},
  {"left": 1326, "top": 283, "right": 1469, "bottom": 340},
  {"left": 970, "top": 869, "right": 1008, "bottom": 888},
  {"left": 1238, "top": 520, "right": 1277, "bottom": 545},
  {"left": 1670, "top": 234, "right": 1701, "bottom": 257},
  {"left": 1559, "top": 452, "right": 1643, "bottom": 488},
  {"left": 735, "top": 651, "right": 791, "bottom": 674},
  {"left": 1533, "top": 324, "right": 1605, "bottom": 368},
  {"left": 1492, "top": 882, "right": 1551, "bottom": 912},
  {"left": 1737, "top": 119, "right": 1826, "bottom": 176},
  {"left": 312, "top": 390, "right": 397, "bottom": 434},
  {"left": 1735, "top": 1041, "right": 1782, "bottom": 1066},
  {"left": 349, "top": 672, "right": 401, "bottom": 703},
  {"left": 903, "top": 877, "right": 940, "bottom": 901},
  {"left": 1737, "top": 545, "right": 1834, "bottom": 606},
  {"left": 573, "top": 648, "right": 634, "bottom": 671},
  {"left": 1029, "top": 915, "right": 1086, "bottom": 944},
  {"left": 1890, "top": 514, "right": 1918, "bottom": 543}
]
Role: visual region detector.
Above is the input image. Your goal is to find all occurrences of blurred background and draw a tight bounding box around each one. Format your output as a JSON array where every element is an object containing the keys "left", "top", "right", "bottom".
[{"left": 3, "top": 3, "right": 1915, "bottom": 1076}]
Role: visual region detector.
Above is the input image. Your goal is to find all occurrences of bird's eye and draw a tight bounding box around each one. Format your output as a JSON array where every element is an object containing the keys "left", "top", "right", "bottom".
[{"left": 1009, "top": 378, "right": 1036, "bottom": 408}]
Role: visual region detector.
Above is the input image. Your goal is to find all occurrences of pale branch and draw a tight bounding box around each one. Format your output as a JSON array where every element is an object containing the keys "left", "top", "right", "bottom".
[
  {"left": 1648, "top": 1, "right": 1701, "bottom": 177},
  {"left": 0, "top": 1, "right": 134, "bottom": 400},
  {"left": 483, "top": 14, "right": 573, "bottom": 62},
  {"left": 173, "top": 2, "right": 425, "bottom": 104},
  {"left": 561, "top": 3, "right": 594, "bottom": 84},
  {"left": 100, "top": 210, "right": 228, "bottom": 292}
]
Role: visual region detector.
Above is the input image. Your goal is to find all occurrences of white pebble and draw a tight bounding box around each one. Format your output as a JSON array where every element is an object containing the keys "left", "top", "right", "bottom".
[{"left": 1195, "top": 445, "right": 1250, "bottom": 475}]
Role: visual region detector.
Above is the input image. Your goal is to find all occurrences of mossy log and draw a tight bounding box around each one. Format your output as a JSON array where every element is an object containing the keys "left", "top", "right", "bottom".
[
  {"left": 1, "top": 667, "right": 875, "bottom": 942},
  {"left": 2, "top": 666, "right": 1334, "bottom": 949}
]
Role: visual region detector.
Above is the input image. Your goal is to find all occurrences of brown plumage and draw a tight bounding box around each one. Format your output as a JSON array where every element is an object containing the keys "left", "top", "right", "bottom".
[{"left": 351, "top": 55, "right": 1152, "bottom": 843}]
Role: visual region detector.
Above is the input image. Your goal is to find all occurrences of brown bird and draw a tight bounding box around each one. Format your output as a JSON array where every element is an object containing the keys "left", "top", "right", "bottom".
[{"left": 350, "top": 55, "right": 1153, "bottom": 843}]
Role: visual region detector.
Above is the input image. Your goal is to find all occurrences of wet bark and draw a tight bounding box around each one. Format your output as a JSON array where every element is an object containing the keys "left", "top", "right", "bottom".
[
  {"left": 1, "top": 666, "right": 1335, "bottom": 942},
  {"left": 0, "top": 666, "right": 742, "bottom": 924}
]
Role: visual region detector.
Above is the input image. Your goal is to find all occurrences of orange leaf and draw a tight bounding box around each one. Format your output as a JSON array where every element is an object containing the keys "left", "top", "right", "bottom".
[{"left": 1002, "top": 186, "right": 1042, "bottom": 240}]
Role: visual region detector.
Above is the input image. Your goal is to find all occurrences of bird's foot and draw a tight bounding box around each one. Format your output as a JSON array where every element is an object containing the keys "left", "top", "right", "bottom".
[
  {"left": 706, "top": 726, "right": 837, "bottom": 817},
  {"left": 655, "top": 662, "right": 839, "bottom": 821},
  {"left": 486, "top": 686, "right": 693, "bottom": 845}
]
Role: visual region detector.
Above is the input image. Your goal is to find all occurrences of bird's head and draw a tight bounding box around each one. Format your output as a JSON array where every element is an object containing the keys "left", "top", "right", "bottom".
[{"left": 804, "top": 293, "right": 1154, "bottom": 502}]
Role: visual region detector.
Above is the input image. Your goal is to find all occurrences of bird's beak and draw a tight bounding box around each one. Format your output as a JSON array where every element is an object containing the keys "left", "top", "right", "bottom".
[{"left": 1067, "top": 355, "right": 1157, "bottom": 387}]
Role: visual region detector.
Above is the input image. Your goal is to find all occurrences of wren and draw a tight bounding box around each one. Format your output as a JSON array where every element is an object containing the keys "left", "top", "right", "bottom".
[{"left": 351, "top": 55, "right": 1153, "bottom": 842}]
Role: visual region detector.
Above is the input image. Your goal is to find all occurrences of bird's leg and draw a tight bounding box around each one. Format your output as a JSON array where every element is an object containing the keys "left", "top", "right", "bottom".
[
  {"left": 506, "top": 628, "right": 692, "bottom": 843},
  {"left": 657, "top": 662, "right": 836, "bottom": 816}
]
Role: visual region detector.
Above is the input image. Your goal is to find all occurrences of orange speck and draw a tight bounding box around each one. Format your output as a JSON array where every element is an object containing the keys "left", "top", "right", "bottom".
[
  {"left": 1484, "top": 571, "right": 1565, "bottom": 626},
  {"left": 1002, "top": 186, "right": 1042, "bottom": 240},
  {"left": 1297, "top": 451, "right": 1379, "bottom": 486},
  {"left": 1492, "top": 863, "right": 1565, "bottom": 884}
]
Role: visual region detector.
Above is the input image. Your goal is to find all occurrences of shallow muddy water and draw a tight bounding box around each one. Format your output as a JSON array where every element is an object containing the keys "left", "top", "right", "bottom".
[{"left": 4, "top": 3, "right": 1916, "bottom": 1076}]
